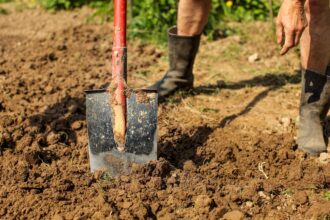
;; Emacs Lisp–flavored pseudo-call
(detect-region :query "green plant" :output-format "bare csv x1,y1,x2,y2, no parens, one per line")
36,0,281,43
88,0,112,23
200,107,219,113
101,171,113,181
38,0,109,10
281,188,294,196
0,7,8,14
324,191,330,201
128,0,177,43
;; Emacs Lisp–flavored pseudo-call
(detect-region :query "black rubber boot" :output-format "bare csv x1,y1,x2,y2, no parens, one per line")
297,68,330,155
149,26,201,101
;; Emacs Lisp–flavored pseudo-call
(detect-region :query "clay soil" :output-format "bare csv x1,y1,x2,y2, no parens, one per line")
1,4,330,220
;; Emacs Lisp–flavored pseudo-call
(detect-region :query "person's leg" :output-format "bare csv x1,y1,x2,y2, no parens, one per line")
297,0,330,155
149,0,211,101
300,0,330,73
178,0,211,36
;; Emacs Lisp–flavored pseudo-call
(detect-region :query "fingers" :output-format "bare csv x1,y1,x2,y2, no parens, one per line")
280,28,295,55
294,29,303,45
276,19,295,55
276,20,284,45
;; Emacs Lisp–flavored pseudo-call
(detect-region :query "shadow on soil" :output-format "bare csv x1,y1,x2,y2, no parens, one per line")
28,96,86,145
28,72,301,169
159,71,301,168
28,83,109,145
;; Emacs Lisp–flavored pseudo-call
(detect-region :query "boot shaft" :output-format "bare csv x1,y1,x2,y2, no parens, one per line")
300,68,330,120
167,27,201,77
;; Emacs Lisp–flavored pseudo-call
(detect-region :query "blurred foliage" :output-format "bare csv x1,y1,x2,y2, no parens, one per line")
91,0,280,43
39,0,82,9
128,0,177,43
3,0,280,42
0,7,8,14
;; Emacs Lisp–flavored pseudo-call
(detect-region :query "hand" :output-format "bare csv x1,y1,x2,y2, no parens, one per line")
276,0,307,55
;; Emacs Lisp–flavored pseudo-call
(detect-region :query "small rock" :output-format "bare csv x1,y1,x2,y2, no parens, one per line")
71,121,82,130
246,201,253,208
248,53,260,63
120,175,130,183
294,191,308,205
0,207,7,216
223,210,244,220
52,214,64,220
280,117,291,128
130,180,141,193
131,202,148,219
292,204,297,211
147,177,163,190
150,202,160,214
94,194,106,207
319,153,330,164
46,132,60,145
121,201,132,209
117,189,125,196
44,85,54,93
209,207,228,219
91,211,104,219
194,195,213,209
183,160,197,172
258,191,268,199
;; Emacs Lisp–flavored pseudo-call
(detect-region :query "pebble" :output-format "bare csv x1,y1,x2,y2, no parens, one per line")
248,53,259,63
121,201,133,209
91,211,104,219
280,117,291,128
246,201,253,208
258,191,267,199
44,85,54,93
223,210,244,220
129,180,141,193
71,121,82,130
52,214,64,220
46,132,60,145
294,191,308,205
183,160,197,172
319,153,330,164
194,195,213,209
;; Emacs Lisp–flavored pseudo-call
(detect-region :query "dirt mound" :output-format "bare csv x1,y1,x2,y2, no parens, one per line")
1,6,330,219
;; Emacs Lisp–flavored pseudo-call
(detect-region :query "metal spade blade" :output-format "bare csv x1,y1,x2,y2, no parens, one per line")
85,89,158,175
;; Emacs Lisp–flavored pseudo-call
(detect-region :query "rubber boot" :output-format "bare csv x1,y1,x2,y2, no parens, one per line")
149,26,201,101
297,68,330,155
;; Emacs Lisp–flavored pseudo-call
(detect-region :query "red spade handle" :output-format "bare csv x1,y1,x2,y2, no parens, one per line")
112,0,127,91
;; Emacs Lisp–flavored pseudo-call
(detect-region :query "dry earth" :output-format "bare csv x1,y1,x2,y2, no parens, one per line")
1,4,330,220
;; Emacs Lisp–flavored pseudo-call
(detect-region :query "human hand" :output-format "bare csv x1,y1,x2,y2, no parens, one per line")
276,0,307,55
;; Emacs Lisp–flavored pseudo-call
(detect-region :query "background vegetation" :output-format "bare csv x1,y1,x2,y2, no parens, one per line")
2,0,280,42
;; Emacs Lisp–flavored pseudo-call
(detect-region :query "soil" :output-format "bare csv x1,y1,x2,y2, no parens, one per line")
1,4,330,220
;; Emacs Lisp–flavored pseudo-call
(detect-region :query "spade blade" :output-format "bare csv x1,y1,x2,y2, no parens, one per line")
85,89,158,176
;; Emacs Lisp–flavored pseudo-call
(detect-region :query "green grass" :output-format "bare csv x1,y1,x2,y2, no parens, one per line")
323,191,330,201
0,7,8,14
223,43,242,60
281,188,294,196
